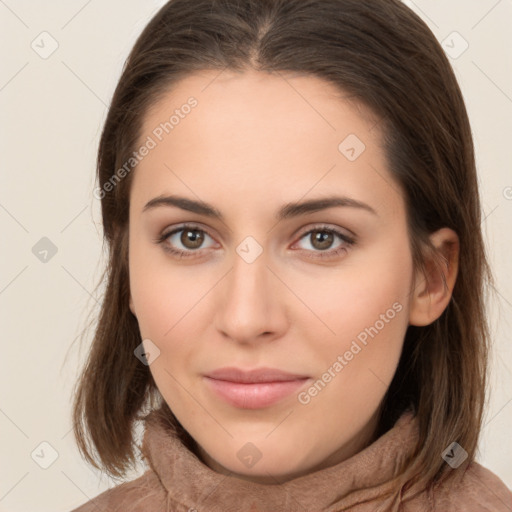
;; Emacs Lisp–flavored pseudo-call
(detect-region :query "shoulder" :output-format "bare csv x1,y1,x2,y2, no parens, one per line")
69,470,171,512
419,461,512,511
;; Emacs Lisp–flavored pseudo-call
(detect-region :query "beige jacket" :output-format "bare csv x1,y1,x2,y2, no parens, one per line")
70,409,512,511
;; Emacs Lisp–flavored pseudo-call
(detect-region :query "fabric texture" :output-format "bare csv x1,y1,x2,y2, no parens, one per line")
70,408,512,511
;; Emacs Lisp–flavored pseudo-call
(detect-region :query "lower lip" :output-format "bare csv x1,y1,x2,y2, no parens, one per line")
204,377,310,409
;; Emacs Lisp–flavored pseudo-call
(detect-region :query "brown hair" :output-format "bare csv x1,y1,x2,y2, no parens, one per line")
71,0,494,502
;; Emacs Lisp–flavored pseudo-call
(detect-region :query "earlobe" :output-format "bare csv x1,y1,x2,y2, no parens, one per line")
408,228,459,326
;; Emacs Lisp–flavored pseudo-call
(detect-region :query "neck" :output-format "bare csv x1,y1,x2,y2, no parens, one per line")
194,406,382,485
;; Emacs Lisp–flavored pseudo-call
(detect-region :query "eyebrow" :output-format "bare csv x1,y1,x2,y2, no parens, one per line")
142,194,378,220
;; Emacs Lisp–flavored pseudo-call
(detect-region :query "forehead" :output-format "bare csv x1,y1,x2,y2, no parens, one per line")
140,69,380,151
131,69,401,219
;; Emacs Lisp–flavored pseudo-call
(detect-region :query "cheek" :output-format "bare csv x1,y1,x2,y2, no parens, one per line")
302,247,412,387
297,284,408,425
309,256,410,338
129,232,198,337
129,252,203,403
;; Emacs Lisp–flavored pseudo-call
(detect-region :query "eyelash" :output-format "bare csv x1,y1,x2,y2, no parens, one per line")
154,223,356,261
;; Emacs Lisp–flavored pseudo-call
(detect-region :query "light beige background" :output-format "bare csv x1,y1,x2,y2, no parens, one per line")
0,1,511,510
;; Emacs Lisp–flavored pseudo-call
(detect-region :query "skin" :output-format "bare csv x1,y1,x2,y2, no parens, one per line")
128,69,459,483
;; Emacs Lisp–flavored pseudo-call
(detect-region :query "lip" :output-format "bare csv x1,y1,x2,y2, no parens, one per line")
203,367,311,409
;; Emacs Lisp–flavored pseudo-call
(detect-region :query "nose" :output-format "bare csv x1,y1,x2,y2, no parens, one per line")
214,247,288,345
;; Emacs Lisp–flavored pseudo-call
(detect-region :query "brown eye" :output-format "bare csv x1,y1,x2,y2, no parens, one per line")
310,230,335,250
180,228,205,249
156,224,217,259
293,225,356,260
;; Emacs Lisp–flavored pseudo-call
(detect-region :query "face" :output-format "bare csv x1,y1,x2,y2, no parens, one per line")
128,69,416,483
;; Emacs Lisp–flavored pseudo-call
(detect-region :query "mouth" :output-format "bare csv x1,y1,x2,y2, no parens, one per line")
203,367,311,409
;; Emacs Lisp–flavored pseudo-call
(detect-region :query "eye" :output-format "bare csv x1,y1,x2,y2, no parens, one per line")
155,223,356,261
155,224,216,258
292,225,355,260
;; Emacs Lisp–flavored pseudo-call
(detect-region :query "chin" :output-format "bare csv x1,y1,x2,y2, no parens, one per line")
209,443,315,483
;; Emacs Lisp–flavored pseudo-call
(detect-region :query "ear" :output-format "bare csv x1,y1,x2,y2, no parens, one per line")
408,228,459,326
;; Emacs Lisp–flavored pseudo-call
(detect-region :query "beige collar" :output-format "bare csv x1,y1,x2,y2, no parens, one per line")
140,407,418,511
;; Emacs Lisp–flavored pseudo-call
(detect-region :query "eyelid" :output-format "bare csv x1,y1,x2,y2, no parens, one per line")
160,222,212,239
289,224,356,258
157,223,218,250
293,223,356,241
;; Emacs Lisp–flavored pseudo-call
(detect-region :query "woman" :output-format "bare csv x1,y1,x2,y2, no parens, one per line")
70,0,512,510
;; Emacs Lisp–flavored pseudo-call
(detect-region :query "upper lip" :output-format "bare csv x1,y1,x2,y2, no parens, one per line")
204,367,309,383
